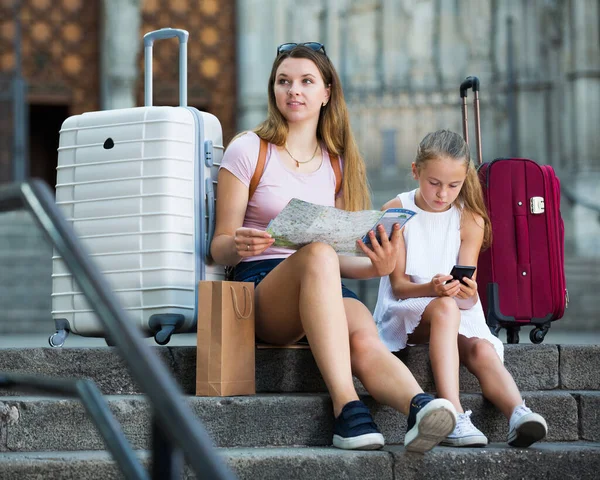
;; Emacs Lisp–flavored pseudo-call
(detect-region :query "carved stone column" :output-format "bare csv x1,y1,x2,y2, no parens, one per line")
407,0,436,89
100,0,142,110
381,0,410,88
236,0,280,130
566,0,600,256
567,0,600,173
344,1,380,90
458,0,493,83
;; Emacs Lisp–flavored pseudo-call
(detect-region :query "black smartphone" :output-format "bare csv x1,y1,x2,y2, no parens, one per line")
448,265,476,286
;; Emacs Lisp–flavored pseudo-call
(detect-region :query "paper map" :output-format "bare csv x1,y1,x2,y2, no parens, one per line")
266,198,416,256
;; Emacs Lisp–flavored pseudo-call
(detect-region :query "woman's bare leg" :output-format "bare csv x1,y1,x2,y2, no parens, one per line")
253,243,358,416
407,297,463,412
458,336,522,418
345,298,422,415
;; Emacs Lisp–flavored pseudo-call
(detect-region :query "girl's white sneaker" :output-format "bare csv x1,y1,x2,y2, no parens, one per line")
441,410,488,447
508,402,548,447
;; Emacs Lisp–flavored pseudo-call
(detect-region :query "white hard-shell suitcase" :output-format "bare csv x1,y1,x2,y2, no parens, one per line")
51,28,224,346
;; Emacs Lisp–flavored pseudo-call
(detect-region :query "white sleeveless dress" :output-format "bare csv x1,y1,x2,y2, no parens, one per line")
373,189,504,362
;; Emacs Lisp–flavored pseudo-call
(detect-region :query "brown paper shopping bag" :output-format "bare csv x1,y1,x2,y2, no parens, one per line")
196,281,255,396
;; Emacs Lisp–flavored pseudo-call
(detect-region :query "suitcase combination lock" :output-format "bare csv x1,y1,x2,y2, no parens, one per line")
530,197,545,214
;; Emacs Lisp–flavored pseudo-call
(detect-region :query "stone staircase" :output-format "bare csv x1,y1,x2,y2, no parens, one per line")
1,344,599,479
0,211,52,335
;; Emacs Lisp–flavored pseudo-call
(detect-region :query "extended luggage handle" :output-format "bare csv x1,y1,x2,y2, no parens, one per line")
460,76,483,165
144,28,189,107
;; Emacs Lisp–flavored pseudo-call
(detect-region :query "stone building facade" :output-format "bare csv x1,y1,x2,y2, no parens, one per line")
237,0,600,258
0,0,598,336
236,0,600,328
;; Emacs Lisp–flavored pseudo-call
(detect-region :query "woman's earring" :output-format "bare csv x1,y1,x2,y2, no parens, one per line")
322,101,327,107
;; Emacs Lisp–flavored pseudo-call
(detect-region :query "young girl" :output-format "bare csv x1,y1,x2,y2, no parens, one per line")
212,45,457,452
374,129,548,448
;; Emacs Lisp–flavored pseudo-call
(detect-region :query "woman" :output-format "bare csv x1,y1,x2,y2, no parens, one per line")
211,42,456,452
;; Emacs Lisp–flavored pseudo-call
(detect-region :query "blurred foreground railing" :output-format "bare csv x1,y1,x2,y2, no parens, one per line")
0,179,236,480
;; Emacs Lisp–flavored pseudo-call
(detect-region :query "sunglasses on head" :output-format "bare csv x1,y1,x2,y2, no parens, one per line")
277,42,327,56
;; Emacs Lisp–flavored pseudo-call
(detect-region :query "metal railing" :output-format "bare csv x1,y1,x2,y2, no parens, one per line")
0,374,148,479
0,179,236,480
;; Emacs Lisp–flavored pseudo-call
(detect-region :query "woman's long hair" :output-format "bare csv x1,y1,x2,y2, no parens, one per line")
415,130,492,249
254,46,371,211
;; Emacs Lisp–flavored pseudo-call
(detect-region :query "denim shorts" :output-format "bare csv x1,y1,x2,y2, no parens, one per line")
232,258,360,301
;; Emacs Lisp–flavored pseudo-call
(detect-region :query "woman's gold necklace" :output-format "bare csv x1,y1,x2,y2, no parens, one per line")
284,142,320,168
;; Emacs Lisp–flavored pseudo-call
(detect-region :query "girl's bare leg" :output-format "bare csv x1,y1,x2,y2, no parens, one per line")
345,298,422,415
458,336,523,418
253,242,358,416
407,297,463,412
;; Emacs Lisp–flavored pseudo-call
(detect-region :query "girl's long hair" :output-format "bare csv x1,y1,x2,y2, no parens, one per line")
253,46,371,211
415,130,492,249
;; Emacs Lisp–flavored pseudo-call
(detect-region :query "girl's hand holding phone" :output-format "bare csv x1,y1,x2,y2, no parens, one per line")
456,276,478,299
431,274,461,297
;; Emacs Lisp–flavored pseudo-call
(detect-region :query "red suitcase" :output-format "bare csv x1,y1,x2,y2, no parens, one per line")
460,76,568,344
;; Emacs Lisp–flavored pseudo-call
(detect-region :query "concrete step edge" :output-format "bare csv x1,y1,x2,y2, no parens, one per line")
1,344,598,395
0,391,587,449
1,443,600,480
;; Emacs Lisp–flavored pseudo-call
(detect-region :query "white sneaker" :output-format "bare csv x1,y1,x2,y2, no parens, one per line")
441,410,488,447
508,402,547,447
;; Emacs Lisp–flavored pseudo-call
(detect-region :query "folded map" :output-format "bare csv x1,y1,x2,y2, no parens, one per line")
265,198,416,256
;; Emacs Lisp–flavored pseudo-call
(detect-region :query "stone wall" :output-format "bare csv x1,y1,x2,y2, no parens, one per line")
1,0,597,335
237,0,600,257
236,0,600,329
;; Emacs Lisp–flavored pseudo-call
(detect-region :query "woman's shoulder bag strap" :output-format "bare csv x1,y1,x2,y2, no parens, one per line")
248,138,268,200
329,153,342,196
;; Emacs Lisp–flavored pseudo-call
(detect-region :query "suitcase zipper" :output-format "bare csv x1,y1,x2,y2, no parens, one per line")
542,165,566,319
542,166,558,318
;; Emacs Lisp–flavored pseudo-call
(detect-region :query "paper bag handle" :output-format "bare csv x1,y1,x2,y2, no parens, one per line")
230,285,253,319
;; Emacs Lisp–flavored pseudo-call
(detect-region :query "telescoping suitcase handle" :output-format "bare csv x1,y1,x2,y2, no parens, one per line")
460,76,483,165
144,28,189,107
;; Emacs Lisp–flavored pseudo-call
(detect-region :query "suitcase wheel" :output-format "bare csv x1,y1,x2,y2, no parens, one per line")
529,327,548,344
149,314,185,346
48,332,66,348
48,318,70,348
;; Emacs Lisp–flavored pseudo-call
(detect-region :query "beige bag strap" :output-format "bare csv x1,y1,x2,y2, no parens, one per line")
329,152,342,196
230,285,253,319
249,138,268,200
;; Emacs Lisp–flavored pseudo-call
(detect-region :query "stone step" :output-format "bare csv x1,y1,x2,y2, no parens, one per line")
1,443,600,480
1,344,598,396
0,311,52,334
0,290,52,310
0,391,590,450
0,235,51,251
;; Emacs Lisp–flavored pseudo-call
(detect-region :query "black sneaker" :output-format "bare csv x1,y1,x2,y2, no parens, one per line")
332,400,385,450
405,393,457,453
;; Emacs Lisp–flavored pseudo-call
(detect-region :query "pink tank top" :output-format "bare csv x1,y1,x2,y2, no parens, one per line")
220,131,343,261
